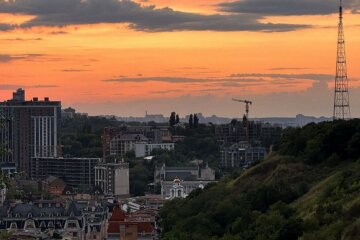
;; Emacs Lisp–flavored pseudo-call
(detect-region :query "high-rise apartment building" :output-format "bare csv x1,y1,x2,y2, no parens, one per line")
0,89,61,174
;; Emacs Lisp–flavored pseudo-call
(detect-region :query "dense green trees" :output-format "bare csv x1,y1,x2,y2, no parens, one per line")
61,115,123,157
160,120,360,240
278,119,360,164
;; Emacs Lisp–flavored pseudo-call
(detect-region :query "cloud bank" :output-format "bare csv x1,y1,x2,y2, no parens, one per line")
218,0,360,16
0,0,308,32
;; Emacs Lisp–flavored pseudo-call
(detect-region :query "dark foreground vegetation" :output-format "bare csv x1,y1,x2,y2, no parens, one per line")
160,119,360,240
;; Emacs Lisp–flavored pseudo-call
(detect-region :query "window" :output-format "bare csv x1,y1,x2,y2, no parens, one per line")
40,221,46,228
48,221,54,228
24,220,36,230
67,221,78,228
10,222,17,230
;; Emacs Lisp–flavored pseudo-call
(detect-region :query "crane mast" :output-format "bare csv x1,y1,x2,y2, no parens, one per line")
232,98,253,143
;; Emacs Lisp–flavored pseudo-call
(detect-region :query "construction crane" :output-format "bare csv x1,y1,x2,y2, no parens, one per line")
232,98,253,143
232,99,253,120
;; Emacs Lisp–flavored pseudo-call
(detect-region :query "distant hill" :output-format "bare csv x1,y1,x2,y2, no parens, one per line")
159,119,360,240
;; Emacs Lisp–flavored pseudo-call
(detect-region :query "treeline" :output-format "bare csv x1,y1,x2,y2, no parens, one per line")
278,119,360,164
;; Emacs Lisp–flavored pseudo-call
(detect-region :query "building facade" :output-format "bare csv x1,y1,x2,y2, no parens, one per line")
161,178,215,200
109,134,148,157
95,162,130,197
0,200,108,240
31,157,101,190
215,120,262,145
134,143,175,157
107,204,156,240
220,142,267,169
154,163,215,185
0,89,61,174
103,126,171,159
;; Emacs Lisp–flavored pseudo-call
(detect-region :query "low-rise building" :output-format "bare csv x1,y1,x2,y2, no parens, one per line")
0,163,17,176
41,176,66,197
62,107,76,119
107,204,156,240
95,161,130,197
134,143,175,157
154,163,215,185
161,178,215,200
109,134,148,157
0,200,109,240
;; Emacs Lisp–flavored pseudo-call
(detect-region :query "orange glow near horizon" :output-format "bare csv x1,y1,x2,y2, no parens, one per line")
1,1,360,117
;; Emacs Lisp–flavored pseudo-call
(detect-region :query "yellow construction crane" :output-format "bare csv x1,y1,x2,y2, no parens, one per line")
232,99,253,120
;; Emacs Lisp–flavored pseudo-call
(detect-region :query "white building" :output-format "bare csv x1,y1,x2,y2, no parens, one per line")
161,178,213,200
95,161,129,197
134,143,175,158
168,178,186,199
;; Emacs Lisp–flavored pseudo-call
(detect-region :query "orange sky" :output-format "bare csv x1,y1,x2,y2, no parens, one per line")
0,0,359,117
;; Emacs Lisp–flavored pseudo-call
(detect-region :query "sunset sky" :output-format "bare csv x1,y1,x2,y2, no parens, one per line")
1,0,360,118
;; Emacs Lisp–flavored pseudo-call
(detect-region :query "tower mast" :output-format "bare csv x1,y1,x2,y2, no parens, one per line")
334,0,351,120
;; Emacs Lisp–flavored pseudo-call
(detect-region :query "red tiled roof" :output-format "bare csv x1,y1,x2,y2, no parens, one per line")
109,206,126,221
137,222,154,233
108,222,153,234
108,222,138,234
108,222,120,234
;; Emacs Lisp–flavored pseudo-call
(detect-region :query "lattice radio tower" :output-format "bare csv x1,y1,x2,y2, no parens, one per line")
334,0,351,120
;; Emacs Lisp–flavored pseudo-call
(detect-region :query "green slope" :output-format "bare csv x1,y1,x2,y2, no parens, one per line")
159,120,360,240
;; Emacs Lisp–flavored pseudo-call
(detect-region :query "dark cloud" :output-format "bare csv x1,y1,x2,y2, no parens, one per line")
0,23,14,31
269,67,319,71
101,74,322,90
0,0,308,32
60,69,91,72
103,76,207,83
0,54,46,62
29,85,58,88
197,88,227,93
151,89,183,94
48,31,68,35
0,84,58,90
102,76,267,84
230,73,334,82
0,38,43,41
218,0,359,16
105,75,329,83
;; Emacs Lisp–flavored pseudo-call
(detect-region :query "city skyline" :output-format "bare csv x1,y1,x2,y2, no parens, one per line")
1,0,360,117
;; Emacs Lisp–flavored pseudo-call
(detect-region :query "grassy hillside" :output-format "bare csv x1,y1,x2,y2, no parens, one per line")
159,120,360,240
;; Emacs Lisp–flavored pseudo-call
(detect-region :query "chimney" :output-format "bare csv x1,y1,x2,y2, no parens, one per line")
33,97,38,102
44,97,49,102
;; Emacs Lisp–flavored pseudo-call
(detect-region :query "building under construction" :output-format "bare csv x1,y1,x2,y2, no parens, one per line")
30,157,101,191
